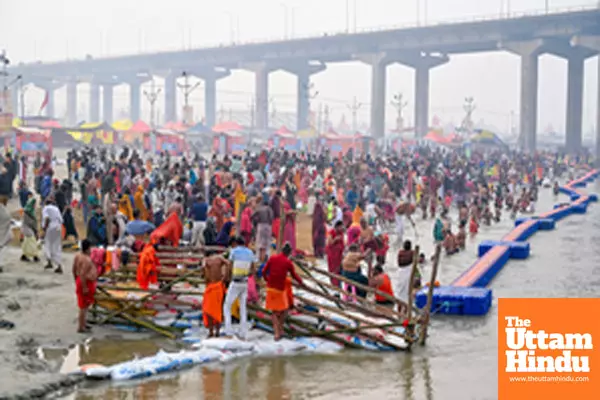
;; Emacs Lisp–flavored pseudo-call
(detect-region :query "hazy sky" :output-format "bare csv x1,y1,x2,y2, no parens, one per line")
1,0,598,134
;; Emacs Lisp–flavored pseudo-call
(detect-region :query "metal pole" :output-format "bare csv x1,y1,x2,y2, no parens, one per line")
280,4,288,38
346,0,349,32
20,81,27,119
353,0,357,32
291,7,296,38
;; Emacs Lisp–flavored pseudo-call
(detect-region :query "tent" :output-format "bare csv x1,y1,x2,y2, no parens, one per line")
112,120,133,131
67,122,118,145
268,128,298,151
162,121,189,132
122,120,151,144
471,129,506,148
424,131,450,145
187,122,213,135
4,126,52,158
213,131,246,155
148,129,188,155
212,121,243,132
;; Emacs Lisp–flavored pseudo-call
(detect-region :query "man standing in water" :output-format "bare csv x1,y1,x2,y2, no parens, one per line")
223,236,256,340
72,239,97,333
202,251,229,337
42,197,63,273
263,243,304,341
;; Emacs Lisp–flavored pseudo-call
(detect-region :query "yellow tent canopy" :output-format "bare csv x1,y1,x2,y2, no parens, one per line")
112,119,133,131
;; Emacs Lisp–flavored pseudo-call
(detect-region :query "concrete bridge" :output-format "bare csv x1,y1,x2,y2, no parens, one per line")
8,7,600,153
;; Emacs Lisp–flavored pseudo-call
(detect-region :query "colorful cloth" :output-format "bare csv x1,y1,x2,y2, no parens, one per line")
202,281,225,327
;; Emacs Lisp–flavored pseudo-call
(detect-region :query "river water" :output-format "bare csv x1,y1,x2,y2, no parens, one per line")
57,181,600,400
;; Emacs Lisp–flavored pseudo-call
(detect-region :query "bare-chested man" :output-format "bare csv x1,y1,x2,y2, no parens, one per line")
202,252,230,337
72,239,97,333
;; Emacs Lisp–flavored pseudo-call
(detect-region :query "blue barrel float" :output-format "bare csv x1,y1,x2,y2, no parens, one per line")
416,169,599,316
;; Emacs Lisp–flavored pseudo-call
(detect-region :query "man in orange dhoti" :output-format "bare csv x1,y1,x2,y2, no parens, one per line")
262,243,304,341
137,243,159,290
202,253,229,337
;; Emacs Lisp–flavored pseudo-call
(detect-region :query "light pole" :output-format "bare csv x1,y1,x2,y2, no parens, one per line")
280,3,289,39
391,92,408,133
177,71,201,125
143,79,161,130
19,79,27,120
345,0,350,33
347,96,362,132
304,82,319,131
225,12,237,43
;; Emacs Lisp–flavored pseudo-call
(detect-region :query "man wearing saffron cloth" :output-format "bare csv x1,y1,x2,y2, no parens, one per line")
202,252,229,337
72,239,97,333
262,243,304,341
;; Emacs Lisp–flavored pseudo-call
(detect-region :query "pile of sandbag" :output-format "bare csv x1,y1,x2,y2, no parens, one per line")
72,336,343,381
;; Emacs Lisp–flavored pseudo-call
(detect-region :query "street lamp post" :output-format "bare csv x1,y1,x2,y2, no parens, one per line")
143,79,161,130
177,71,201,125
280,3,289,39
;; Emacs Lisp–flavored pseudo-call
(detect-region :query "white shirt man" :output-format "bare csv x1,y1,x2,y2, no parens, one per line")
223,238,256,339
42,201,64,273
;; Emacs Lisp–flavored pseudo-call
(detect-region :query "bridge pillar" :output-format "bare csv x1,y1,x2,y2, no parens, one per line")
545,42,596,154
282,62,326,131
66,80,77,126
391,53,449,139
129,81,141,122
565,54,585,154
204,78,216,129
201,69,230,130
371,55,387,139
253,64,270,131
501,39,545,153
356,53,389,138
89,83,100,122
571,36,600,166
123,74,151,123
102,84,116,123
164,73,177,123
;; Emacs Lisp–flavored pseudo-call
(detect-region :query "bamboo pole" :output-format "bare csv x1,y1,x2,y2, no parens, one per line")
293,303,405,351
294,293,410,344
105,273,205,285
156,245,227,253
97,270,202,325
247,304,363,350
97,284,204,297
292,270,404,320
96,287,178,339
419,243,441,346
291,268,409,322
292,260,344,310
94,295,203,308
406,245,420,338
277,201,285,252
295,282,405,329
304,262,418,314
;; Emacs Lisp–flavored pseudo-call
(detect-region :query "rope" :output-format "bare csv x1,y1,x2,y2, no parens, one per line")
430,300,463,315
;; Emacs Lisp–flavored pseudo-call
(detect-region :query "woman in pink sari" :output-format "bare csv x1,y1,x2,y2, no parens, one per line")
283,201,297,252
298,171,311,205
240,198,254,246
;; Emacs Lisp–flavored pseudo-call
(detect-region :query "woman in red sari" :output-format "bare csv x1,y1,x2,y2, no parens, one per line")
312,196,326,258
326,220,345,287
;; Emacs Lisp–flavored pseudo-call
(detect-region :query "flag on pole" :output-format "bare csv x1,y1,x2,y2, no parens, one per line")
39,91,49,114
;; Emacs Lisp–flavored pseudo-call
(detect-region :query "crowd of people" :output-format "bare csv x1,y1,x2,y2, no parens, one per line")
0,143,589,337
